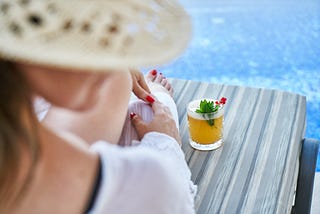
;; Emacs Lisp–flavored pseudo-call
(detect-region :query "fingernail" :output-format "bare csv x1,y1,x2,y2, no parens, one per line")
151,69,157,75
130,112,136,119
159,72,163,75
146,95,155,103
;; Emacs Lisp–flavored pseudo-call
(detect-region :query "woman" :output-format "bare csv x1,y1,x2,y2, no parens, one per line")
0,0,195,213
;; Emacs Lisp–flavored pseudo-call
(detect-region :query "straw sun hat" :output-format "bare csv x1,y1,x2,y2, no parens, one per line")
0,0,191,71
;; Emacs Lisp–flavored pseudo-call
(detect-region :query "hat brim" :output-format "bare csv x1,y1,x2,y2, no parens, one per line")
0,0,192,72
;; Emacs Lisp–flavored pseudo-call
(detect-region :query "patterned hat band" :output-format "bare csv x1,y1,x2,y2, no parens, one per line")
0,0,191,71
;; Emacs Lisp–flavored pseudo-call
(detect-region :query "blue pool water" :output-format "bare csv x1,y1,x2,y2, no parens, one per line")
154,1,320,170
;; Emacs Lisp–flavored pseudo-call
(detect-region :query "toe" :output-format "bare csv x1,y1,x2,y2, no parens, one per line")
154,72,163,83
165,81,172,91
161,78,173,92
169,87,174,96
146,69,157,82
161,78,168,87
165,81,173,93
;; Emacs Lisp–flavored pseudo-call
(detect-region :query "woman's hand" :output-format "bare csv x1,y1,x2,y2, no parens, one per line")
130,69,155,103
130,100,181,146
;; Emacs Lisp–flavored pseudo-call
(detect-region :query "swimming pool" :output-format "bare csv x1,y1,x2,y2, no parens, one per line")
152,0,320,170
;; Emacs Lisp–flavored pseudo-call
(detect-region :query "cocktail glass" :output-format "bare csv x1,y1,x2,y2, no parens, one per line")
187,99,224,151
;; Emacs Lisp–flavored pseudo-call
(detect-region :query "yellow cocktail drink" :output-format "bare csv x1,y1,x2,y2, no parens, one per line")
188,115,223,144
187,99,225,151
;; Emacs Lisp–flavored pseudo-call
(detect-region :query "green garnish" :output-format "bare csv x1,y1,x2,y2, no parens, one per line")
195,100,219,114
195,99,220,126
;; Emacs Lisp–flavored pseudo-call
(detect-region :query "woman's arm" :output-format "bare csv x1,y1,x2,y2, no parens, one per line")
90,141,196,214
43,71,133,145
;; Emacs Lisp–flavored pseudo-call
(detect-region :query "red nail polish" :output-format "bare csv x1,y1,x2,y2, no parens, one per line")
151,69,157,75
146,95,155,103
130,112,136,119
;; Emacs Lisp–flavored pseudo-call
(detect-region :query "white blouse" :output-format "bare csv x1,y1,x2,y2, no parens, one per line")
89,132,197,214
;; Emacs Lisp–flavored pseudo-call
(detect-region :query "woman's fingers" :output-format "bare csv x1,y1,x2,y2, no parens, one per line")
131,101,181,145
130,113,147,139
130,69,154,103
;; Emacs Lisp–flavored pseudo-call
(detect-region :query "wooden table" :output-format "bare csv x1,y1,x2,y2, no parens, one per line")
171,78,318,214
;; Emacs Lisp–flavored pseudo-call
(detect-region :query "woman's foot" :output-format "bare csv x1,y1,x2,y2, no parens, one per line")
145,69,173,97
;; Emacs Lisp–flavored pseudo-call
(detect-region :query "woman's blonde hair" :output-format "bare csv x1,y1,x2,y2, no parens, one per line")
0,60,40,209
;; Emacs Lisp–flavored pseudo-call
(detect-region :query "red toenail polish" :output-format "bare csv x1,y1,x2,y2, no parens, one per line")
146,95,155,103
130,112,136,119
151,69,157,75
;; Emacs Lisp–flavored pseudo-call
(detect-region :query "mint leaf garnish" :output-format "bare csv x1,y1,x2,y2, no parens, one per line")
196,100,218,114
195,99,223,126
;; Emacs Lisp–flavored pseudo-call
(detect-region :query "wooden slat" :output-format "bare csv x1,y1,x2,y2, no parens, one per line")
170,78,306,214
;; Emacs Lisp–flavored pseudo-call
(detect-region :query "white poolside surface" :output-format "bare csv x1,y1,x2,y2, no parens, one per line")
311,172,320,214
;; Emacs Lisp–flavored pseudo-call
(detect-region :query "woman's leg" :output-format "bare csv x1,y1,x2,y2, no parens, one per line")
118,71,179,147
